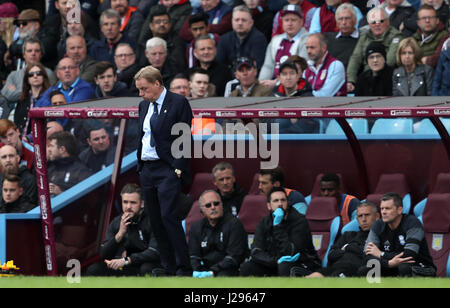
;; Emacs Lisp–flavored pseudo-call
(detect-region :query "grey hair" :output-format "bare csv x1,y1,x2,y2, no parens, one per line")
335,3,357,21
146,37,167,51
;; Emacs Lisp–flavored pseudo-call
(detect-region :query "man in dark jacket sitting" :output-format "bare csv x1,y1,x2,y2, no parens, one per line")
188,189,248,277
47,131,92,196
307,201,379,277
85,183,162,276
240,187,321,277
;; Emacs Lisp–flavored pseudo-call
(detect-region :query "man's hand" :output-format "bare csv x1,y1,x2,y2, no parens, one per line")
49,183,62,196
365,242,382,258
347,82,355,93
259,79,277,89
105,258,126,271
115,212,133,243
272,208,284,226
388,252,415,268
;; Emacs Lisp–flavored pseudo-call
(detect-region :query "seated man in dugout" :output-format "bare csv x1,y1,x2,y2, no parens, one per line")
188,189,248,277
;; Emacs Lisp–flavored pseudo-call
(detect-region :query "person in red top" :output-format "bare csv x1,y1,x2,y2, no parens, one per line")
0,119,34,170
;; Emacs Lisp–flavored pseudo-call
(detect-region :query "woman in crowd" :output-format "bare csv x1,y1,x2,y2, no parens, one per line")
392,37,434,96
15,62,51,137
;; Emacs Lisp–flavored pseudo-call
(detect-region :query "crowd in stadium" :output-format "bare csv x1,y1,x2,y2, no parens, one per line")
0,0,447,276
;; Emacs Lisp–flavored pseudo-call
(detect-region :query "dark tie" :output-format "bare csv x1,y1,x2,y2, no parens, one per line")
150,102,158,147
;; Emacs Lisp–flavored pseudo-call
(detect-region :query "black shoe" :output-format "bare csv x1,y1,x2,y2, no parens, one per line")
151,268,172,277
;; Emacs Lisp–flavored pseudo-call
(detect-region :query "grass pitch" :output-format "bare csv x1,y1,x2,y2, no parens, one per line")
0,276,449,288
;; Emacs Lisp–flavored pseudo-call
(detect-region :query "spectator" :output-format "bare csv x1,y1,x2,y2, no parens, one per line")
393,37,434,96
110,0,145,42
272,0,315,37
378,0,415,31
273,60,318,134
355,41,393,96
324,3,359,69
242,0,274,42
273,59,312,97
240,187,321,277
47,131,92,196
346,7,404,93
0,144,37,205
403,0,449,37
212,162,247,217
361,192,436,277
47,0,99,21
307,201,380,278
169,73,191,97
35,57,94,107
185,12,220,69
258,4,309,86
56,17,97,60
216,5,268,71
136,5,186,69
319,173,360,226
114,43,139,95
179,0,233,42
0,2,18,82
140,0,192,40
79,125,116,173
0,173,35,213
93,61,132,98
309,0,363,34
432,38,450,95
189,189,248,277
41,0,99,69
89,9,136,63
1,36,56,109
7,9,41,70
65,35,97,85
412,4,449,68
14,62,51,138
304,33,346,96
0,119,34,170
85,183,162,276
229,56,272,97
258,166,307,214
144,37,179,86
189,35,232,96
189,67,215,98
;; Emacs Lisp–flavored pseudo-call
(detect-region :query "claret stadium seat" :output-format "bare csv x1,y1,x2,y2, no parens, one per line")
248,173,261,195
188,172,215,202
414,173,450,217
420,193,450,277
305,197,341,267
237,194,269,248
364,173,411,214
183,201,204,239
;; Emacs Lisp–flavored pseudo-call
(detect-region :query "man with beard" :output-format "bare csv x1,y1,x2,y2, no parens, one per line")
85,183,162,276
240,187,321,277
0,145,37,205
0,174,35,213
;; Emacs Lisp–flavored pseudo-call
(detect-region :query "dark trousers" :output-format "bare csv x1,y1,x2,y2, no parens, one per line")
85,261,160,276
240,260,313,277
140,160,191,275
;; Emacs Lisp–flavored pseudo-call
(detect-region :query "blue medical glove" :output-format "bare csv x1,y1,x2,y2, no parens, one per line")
273,208,284,226
277,252,301,264
193,271,202,278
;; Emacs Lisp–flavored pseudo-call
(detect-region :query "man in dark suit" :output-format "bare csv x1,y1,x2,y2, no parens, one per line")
135,65,193,276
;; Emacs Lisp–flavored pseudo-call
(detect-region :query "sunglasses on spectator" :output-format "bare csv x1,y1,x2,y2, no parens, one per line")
14,19,39,27
369,19,386,25
28,71,43,77
203,201,221,208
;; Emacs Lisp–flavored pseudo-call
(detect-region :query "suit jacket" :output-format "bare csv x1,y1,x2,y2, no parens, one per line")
137,90,193,184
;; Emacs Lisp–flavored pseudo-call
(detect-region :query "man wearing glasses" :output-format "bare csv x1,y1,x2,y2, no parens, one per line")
188,190,248,277
346,7,404,93
35,57,94,107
